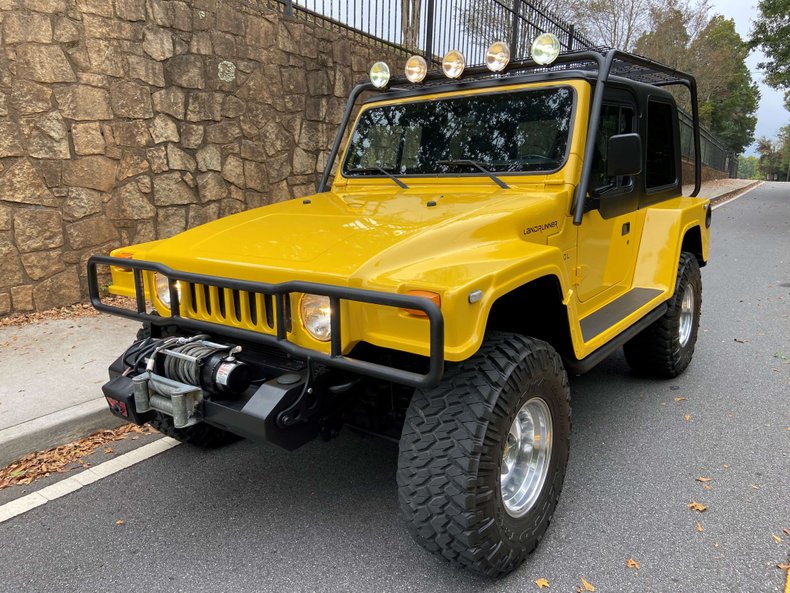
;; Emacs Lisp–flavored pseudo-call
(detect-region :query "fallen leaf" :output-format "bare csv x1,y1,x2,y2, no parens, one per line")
696,477,712,483
689,501,707,512
772,534,781,544
703,484,712,491
696,521,704,532
782,528,790,537
751,484,760,490
674,396,688,402
580,577,596,591
115,519,125,526
733,338,750,343
535,578,550,589
104,448,113,454
723,464,729,469
777,563,789,571
626,558,640,570
684,414,692,422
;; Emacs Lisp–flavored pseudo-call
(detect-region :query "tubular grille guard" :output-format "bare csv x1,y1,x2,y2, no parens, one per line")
87,255,444,388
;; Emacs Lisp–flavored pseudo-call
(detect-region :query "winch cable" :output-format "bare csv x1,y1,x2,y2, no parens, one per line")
162,342,224,386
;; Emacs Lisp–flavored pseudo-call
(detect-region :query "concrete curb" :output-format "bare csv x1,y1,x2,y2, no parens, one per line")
709,180,762,207
0,399,124,468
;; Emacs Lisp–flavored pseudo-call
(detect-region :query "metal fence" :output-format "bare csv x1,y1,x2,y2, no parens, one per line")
266,0,733,175
269,0,594,64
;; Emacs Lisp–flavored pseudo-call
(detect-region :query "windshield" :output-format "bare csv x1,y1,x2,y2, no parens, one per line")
342,87,574,177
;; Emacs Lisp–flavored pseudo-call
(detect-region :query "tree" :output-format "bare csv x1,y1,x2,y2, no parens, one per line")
749,0,790,91
575,0,656,51
401,0,422,50
737,155,760,179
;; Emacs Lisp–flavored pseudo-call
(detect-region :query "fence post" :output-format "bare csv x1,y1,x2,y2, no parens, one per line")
566,24,575,50
283,0,293,17
424,0,435,62
510,1,521,56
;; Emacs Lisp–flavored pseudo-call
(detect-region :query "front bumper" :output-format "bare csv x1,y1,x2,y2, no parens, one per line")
87,255,444,388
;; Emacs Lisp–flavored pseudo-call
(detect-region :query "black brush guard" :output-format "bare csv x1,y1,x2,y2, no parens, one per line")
87,255,444,388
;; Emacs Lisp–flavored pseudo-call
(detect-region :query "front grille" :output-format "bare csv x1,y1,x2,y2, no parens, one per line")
182,282,286,334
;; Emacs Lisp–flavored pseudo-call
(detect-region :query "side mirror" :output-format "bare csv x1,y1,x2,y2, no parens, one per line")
606,133,642,177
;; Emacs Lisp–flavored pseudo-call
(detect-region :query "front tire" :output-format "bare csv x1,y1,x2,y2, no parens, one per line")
397,333,571,576
624,252,702,378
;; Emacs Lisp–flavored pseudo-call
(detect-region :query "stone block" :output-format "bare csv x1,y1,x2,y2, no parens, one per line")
72,122,106,155
62,156,118,191
222,95,245,118
107,181,155,219
245,14,274,48
156,207,187,238
0,235,25,288
190,31,212,55
16,44,76,83
117,151,150,180
54,85,113,120
293,146,315,176
86,39,126,77
3,12,53,44
166,144,195,171
196,171,227,202
112,120,151,147
35,159,62,188
267,153,291,183
14,209,63,252
217,3,244,35
0,122,24,158
0,159,57,206
210,31,235,57
147,145,168,173
196,144,221,172
25,111,70,159
128,54,165,87
0,205,10,230
10,285,34,311
66,217,119,249
53,16,80,43
33,268,81,311
136,175,151,193
166,55,205,89
152,87,185,119
63,187,104,220
281,68,307,94
153,172,196,205
243,160,266,192
205,121,241,144
21,249,65,280
187,202,219,228
24,0,67,11
180,122,203,149
78,0,114,16
142,25,173,61
110,81,153,118
186,91,222,122
83,14,142,40
171,1,191,31
10,81,53,114
115,0,146,21
222,154,244,187
219,199,244,217
149,113,179,144
0,292,10,314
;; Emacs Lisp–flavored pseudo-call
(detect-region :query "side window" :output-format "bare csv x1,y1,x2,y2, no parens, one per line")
590,104,634,190
646,100,676,188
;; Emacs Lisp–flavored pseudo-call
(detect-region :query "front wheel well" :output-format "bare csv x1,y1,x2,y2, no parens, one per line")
681,225,705,267
485,276,573,359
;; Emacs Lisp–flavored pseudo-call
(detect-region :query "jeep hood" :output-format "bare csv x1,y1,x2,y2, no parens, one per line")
138,186,563,287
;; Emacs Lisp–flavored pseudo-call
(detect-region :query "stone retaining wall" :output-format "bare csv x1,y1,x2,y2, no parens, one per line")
0,0,404,315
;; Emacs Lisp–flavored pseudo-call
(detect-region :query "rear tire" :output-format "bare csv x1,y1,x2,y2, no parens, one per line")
149,412,241,449
397,332,571,576
624,252,702,378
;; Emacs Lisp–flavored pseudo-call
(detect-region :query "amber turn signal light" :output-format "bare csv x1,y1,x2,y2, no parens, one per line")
402,290,441,317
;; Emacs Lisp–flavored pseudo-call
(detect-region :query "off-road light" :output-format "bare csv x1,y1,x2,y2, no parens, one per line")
300,293,332,342
404,55,428,83
369,61,391,89
442,50,465,79
154,273,180,308
485,41,510,72
531,33,561,65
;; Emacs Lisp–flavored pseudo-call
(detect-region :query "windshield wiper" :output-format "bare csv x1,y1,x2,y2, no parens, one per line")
436,159,510,189
346,164,409,189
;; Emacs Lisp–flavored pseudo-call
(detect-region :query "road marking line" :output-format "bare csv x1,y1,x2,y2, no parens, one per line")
0,437,181,525
711,181,764,210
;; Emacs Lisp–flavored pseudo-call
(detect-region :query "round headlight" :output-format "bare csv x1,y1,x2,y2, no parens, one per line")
531,33,561,65
442,50,465,79
369,61,391,89
404,55,428,83
154,273,180,308
485,41,510,72
299,294,332,342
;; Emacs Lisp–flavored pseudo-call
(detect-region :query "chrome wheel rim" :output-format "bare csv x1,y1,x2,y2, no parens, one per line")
500,397,553,518
678,284,694,347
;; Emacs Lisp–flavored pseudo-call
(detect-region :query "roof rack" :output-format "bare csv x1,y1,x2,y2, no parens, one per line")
318,48,701,222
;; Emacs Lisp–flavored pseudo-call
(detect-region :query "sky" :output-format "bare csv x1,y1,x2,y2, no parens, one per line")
708,0,786,154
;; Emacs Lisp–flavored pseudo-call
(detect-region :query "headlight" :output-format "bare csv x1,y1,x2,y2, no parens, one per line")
154,273,180,308
531,33,561,65
299,294,332,342
369,61,391,89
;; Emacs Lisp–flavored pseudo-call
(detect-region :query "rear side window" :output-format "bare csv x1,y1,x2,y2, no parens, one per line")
590,103,634,190
646,101,676,188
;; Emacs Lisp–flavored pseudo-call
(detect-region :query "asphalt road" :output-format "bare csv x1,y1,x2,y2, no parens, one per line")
1,183,788,593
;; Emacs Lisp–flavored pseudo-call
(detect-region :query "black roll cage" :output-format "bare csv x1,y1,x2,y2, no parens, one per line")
317,48,702,226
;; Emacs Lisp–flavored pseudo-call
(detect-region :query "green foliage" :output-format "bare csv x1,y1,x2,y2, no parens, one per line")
737,155,760,179
635,12,759,154
749,0,790,91
755,126,790,179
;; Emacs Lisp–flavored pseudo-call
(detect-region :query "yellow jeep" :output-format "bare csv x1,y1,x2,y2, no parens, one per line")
89,43,710,576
